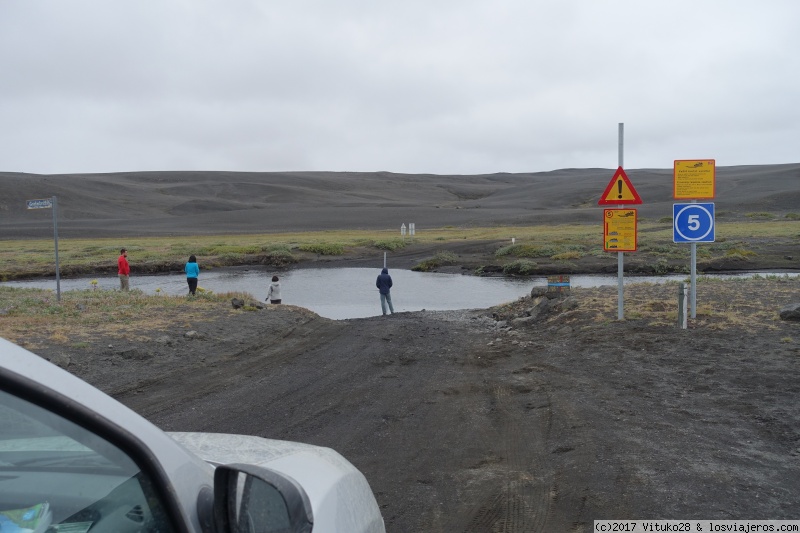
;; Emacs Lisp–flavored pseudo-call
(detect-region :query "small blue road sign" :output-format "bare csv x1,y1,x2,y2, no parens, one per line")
673,203,715,243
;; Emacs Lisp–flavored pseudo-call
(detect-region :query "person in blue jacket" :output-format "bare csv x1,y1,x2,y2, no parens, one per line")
375,267,394,315
185,255,199,296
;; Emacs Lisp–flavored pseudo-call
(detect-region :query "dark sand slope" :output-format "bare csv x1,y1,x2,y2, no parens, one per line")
2,164,799,239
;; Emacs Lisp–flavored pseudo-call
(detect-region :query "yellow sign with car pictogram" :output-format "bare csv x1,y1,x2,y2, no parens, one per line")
603,208,637,252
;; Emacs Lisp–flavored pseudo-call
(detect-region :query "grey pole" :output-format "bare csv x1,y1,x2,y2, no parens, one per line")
53,196,61,302
690,242,697,318
690,198,697,318
617,123,624,320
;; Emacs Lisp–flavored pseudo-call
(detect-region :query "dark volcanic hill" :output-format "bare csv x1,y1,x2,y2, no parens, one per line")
1,165,798,239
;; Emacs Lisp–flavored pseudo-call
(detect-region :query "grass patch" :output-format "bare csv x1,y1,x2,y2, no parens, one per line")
502,260,538,275
297,242,345,255
372,239,407,251
563,277,799,331
495,244,559,258
551,251,582,261
412,252,459,272
725,248,757,259
0,286,255,349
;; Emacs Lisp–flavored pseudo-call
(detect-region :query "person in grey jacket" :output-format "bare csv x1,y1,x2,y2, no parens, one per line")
266,275,282,304
375,267,394,315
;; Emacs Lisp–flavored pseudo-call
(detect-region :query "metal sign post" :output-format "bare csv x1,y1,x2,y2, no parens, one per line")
617,124,624,320
597,124,643,320
26,196,61,302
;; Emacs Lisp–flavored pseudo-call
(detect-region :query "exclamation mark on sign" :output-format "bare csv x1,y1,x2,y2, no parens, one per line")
617,180,623,199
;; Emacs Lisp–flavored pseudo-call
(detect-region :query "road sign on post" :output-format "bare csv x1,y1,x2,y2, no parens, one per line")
674,160,715,200
674,201,715,320
26,196,61,302
603,209,637,252
26,198,54,209
673,203,715,243
598,167,642,205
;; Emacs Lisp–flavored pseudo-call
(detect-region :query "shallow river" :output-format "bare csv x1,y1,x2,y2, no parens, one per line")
3,268,797,320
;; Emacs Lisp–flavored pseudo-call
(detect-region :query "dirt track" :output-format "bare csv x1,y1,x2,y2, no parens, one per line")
35,280,800,532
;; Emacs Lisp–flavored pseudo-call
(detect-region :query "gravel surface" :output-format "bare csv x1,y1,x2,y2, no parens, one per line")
28,279,800,532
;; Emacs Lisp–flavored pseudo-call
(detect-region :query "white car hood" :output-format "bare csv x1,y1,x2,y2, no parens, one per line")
168,432,385,533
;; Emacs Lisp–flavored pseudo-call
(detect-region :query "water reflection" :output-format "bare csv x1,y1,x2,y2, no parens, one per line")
3,268,797,320
3,268,533,320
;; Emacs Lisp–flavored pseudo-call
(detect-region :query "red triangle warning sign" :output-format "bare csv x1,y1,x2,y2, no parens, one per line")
598,167,642,205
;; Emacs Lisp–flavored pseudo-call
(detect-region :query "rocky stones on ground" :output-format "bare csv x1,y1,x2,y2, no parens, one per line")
117,347,153,360
530,286,548,298
512,315,538,326
779,303,800,321
525,297,550,318
155,335,173,345
48,353,70,368
495,287,577,330
231,297,266,310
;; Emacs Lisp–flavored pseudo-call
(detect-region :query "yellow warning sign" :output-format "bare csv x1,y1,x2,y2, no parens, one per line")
674,159,715,199
598,167,642,205
603,209,637,252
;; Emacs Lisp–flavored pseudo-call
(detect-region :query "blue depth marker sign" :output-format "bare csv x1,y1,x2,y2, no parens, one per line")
673,203,715,243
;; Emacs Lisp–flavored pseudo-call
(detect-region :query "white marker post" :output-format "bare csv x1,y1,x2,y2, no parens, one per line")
26,196,61,302
401,223,407,241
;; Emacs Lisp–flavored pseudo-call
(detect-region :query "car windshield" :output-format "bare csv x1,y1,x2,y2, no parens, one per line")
0,389,175,532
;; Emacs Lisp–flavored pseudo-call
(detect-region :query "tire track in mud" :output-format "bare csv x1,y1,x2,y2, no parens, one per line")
114,317,343,419
458,382,555,533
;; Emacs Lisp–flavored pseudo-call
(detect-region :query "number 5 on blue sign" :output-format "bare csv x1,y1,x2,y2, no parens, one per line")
673,203,715,243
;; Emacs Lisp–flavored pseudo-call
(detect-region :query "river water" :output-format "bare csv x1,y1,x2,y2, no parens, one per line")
2,268,797,320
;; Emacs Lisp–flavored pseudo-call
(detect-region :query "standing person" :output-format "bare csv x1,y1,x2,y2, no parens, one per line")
185,255,199,296
118,248,130,291
266,275,282,304
376,267,394,315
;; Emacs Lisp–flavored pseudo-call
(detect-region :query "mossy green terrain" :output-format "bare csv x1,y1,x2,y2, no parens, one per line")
0,219,798,280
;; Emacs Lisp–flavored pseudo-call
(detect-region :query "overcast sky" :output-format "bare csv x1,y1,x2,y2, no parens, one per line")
2,1,799,175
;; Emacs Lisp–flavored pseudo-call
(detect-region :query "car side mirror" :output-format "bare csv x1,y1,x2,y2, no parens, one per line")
214,463,313,533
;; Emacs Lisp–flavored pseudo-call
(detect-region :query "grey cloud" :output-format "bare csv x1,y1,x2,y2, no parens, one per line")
1,0,800,174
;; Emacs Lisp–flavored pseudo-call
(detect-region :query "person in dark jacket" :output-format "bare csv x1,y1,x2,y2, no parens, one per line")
375,267,394,315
